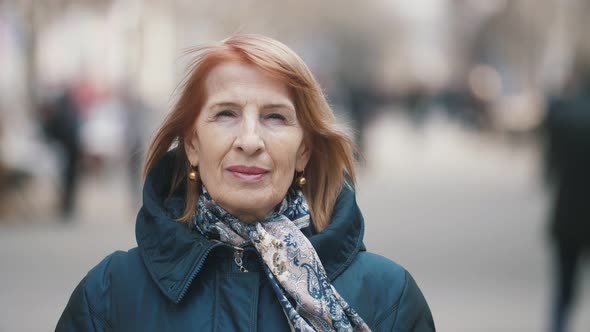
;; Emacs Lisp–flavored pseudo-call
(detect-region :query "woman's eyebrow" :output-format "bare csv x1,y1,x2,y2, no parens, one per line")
208,102,242,109
263,103,295,112
207,101,294,112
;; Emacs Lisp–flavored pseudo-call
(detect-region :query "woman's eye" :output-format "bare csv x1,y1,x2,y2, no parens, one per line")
216,110,236,118
266,113,286,121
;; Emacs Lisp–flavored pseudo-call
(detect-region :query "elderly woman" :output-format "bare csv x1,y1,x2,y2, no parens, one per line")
57,35,434,332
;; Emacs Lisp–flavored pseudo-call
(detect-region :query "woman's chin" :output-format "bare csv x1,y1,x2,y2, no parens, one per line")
208,181,290,221
218,196,278,222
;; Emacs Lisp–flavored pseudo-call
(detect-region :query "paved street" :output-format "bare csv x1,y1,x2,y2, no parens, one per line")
1,113,589,331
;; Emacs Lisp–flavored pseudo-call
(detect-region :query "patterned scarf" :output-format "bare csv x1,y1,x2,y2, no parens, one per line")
193,186,371,332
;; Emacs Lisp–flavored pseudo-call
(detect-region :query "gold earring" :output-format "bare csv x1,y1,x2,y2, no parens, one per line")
188,165,199,182
296,170,307,187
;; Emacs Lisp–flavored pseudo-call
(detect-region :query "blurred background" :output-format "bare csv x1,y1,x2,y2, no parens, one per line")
1,0,590,331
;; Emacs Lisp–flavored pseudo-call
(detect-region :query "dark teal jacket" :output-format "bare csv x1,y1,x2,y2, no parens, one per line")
56,153,435,331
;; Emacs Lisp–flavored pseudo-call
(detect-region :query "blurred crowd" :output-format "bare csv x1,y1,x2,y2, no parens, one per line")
2,0,586,214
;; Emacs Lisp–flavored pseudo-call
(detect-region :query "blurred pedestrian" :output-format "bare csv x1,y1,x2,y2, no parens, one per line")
38,87,82,218
544,55,590,332
119,86,150,206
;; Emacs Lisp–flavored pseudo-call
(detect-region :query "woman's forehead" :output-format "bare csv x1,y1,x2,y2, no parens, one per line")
203,62,294,108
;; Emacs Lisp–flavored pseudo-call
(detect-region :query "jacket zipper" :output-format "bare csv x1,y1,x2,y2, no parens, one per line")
233,246,249,272
177,243,255,302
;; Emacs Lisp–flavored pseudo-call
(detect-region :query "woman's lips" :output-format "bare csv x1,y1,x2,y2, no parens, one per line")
226,165,269,181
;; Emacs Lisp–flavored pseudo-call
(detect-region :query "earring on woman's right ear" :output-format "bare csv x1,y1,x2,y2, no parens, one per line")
188,165,199,182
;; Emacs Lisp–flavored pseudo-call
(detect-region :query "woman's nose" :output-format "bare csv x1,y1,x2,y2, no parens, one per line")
234,115,264,154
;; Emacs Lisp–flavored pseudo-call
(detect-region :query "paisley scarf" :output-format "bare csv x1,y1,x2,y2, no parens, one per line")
193,186,371,332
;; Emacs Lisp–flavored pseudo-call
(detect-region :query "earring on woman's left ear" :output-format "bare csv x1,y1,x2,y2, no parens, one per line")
188,165,199,182
296,169,307,187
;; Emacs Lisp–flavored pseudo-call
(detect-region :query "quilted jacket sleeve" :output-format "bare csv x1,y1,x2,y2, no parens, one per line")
374,271,435,332
56,255,115,331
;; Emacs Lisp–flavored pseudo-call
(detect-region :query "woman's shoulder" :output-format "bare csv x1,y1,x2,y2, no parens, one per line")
78,248,141,292
83,248,147,291
86,247,141,275
350,251,407,278
335,251,409,300
75,247,154,309
57,248,145,330
334,251,435,331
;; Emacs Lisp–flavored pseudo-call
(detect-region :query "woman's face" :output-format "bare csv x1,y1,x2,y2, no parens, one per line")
185,62,310,222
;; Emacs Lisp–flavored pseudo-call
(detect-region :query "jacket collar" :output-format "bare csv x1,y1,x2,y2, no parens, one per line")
136,151,366,303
